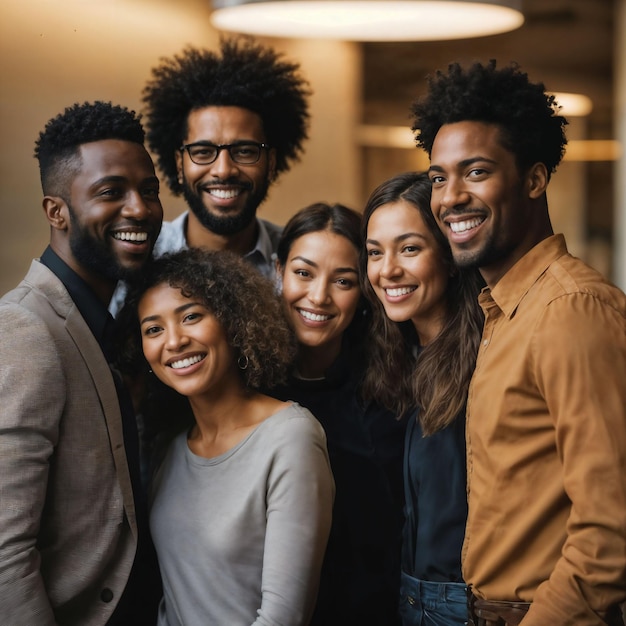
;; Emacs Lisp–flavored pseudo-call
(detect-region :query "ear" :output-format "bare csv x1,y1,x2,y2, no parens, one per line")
175,149,184,185
268,148,277,182
526,162,549,200
42,196,69,231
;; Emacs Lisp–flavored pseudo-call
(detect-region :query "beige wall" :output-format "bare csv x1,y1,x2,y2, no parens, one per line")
0,0,361,294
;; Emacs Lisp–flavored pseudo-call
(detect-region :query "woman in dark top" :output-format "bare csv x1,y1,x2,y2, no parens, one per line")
270,202,405,626
361,172,484,625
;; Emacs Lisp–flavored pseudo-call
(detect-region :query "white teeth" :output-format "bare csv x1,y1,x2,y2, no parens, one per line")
169,354,204,369
449,218,483,233
385,287,416,297
299,310,331,322
208,188,240,199
113,231,148,242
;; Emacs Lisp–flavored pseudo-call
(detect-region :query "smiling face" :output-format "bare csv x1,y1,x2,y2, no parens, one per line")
366,200,450,345
279,230,361,359
57,139,162,285
139,283,240,400
428,120,540,286
176,106,276,237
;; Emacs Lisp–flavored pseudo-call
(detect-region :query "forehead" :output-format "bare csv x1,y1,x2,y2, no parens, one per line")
368,200,432,239
430,120,512,166
74,139,155,184
185,106,266,143
288,230,359,264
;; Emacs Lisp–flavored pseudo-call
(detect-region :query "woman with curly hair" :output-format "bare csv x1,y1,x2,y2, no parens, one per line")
122,247,334,626
361,172,484,626
270,202,405,626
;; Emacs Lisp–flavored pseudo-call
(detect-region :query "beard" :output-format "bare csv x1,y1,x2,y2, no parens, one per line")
67,204,144,283
182,177,270,237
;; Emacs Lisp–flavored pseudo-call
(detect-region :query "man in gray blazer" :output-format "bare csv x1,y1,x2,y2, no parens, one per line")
0,101,163,624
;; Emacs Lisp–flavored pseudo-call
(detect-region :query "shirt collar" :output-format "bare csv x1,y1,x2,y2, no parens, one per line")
39,246,111,348
245,218,274,266
488,234,569,318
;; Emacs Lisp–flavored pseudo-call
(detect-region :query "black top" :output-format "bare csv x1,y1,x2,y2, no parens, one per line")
270,336,406,626
402,409,467,582
40,247,161,625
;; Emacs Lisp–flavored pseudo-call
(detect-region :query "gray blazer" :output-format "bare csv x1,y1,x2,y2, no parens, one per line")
0,260,137,625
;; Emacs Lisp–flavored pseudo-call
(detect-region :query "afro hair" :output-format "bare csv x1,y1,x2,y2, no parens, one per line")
142,37,311,195
411,60,568,177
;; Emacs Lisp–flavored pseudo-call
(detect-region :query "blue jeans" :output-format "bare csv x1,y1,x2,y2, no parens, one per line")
399,571,468,626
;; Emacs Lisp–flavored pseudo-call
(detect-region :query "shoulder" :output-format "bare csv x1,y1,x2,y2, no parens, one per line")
258,218,284,250
260,403,328,448
154,211,189,256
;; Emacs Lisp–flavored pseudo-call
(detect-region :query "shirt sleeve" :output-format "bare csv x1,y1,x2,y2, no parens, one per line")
253,409,335,626
0,304,65,624
521,292,626,625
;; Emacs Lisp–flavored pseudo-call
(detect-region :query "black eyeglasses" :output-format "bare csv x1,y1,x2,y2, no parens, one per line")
179,141,270,166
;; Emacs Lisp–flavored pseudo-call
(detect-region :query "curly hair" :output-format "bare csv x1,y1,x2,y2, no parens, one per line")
360,172,484,434
142,37,311,195
411,60,568,178
34,101,144,197
120,247,297,393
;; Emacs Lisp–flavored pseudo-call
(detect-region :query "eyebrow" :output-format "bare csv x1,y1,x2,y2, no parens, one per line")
91,174,160,187
140,301,200,325
366,232,429,246
290,255,358,275
428,156,497,173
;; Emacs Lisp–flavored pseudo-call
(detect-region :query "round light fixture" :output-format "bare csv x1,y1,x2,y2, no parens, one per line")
210,0,524,41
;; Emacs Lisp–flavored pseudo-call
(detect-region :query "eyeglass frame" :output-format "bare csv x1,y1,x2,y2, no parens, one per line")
179,141,271,166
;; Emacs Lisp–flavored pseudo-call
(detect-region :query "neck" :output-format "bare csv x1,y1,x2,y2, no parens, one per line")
296,337,343,379
186,212,259,256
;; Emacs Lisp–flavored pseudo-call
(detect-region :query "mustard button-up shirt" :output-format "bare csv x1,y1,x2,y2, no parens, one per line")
463,235,626,625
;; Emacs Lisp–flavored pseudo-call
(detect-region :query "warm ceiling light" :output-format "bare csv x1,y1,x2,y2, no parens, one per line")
551,92,593,117
210,0,524,41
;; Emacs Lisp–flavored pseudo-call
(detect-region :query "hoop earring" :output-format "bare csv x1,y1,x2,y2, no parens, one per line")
237,355,249,370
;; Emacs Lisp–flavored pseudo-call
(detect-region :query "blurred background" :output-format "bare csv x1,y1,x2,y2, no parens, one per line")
1,0,624,294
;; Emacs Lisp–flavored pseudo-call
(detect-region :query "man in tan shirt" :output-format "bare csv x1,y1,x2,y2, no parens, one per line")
411,61,626,625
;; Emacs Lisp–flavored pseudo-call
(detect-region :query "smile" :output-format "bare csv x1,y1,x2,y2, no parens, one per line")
205,188,241,199
449,217,484,233
298,309,332,322
168,354,206,369
113,231,148,242
385,286,416,297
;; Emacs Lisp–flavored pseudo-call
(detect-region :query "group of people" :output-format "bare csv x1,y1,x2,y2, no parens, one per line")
1,35,625,626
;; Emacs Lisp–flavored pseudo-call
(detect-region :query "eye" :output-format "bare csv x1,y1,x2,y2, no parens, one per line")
366,248,382,258
336,277,356,289
183,312,202,324
142,186,160,200
98,187,123,198
402,245,421,254
468,167,488,178
143,325,162,337
430,174,445,185
294,269,311,279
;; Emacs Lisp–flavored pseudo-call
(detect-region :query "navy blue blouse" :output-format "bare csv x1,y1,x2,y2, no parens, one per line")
402,410,467,582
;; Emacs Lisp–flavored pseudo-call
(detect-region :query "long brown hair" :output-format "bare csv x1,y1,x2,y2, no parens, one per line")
360,171,484,435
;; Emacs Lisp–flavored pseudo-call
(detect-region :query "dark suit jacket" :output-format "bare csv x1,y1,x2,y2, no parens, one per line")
0,260,137,625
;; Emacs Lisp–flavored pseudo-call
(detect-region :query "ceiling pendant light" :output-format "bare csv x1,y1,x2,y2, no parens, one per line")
210,0,524,42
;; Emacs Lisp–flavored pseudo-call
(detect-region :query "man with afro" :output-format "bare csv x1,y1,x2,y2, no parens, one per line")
110,37,310,316
412,60,626,626
0,101,163,624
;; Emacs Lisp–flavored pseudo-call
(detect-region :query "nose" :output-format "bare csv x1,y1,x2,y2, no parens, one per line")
164,324,189,352
308,279,331,306
380,253,401,280
122,190,153,221
439,176,470,210
209,148,240,179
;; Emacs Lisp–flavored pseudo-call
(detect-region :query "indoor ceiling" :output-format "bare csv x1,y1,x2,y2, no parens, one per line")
362,0,615,138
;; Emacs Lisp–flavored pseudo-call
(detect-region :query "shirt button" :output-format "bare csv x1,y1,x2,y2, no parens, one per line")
100,588,114,603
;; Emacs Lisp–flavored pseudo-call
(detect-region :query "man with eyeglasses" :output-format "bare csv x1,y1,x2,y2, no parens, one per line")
109,37,310,315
